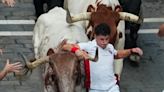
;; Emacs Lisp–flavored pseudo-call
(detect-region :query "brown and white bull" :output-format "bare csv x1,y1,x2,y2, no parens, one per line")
25,1,141,92
64,0,142,80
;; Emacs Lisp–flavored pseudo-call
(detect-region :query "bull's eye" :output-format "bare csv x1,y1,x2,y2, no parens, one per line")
119,32,123,38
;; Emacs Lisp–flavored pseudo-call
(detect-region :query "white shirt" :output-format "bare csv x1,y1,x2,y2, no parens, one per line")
78,39,118,90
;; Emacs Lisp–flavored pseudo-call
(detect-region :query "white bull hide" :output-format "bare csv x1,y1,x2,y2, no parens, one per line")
33,7,88,59
64,0,125,76
64,0,120,13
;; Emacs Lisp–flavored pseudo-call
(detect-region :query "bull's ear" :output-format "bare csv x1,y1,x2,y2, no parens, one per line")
115,5,122,12
47,48,55,56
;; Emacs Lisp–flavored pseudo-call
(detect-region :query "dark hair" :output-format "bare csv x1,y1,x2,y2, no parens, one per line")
94,23,111,36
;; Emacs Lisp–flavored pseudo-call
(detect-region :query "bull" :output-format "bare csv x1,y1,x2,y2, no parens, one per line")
19,1,141,92
64,0,142,80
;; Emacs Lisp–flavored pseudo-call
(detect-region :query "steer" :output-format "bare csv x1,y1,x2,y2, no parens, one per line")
22,40,98,92
30,7,96,92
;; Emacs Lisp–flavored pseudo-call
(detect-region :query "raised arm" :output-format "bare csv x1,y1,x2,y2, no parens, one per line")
62,43,90,60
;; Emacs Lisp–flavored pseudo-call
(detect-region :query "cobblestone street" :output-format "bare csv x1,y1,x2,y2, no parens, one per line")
0,0,164,92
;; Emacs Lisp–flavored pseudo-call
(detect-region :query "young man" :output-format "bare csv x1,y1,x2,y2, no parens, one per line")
1,0,15,7
62,23,143,92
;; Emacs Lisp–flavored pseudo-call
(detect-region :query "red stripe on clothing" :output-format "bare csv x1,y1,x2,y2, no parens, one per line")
84,59,90,91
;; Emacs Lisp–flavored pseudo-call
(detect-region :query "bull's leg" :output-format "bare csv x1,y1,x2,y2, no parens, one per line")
114,21,125,83
46,0,64,11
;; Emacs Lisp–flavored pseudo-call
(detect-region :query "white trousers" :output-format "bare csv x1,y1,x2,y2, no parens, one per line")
89,85,120,92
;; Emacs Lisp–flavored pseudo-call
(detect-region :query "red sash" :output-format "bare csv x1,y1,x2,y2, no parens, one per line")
84,59,90,92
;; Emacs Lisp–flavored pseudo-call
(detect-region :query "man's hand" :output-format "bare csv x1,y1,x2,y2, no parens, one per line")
131,47,143,56
3,59,23,74
2,0,15,7
75,50,90,60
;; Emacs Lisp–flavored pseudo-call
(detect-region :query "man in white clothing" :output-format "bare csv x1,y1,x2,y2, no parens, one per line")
62,23,143,92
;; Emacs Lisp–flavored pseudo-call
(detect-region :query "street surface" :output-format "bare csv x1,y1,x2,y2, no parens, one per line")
0,0,164,92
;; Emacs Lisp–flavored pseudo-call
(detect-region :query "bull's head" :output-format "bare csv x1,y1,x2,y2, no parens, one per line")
66,5,143,24
18,44,98,92
66,4,143,44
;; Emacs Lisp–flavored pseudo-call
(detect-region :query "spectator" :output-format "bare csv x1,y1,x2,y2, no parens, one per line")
0,59,22,80
0,49,22,80
1,0,15,7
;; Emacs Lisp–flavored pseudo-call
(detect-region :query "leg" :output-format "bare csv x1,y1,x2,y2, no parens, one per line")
119,0,142,48
46,0,64,10
33,0,45,18
129,23,140,48
114,20,125,82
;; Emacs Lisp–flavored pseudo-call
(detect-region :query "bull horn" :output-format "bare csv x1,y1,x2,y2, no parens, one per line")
119,12,143,24
88,47,98,62
26,56,50,69
66,9,91,23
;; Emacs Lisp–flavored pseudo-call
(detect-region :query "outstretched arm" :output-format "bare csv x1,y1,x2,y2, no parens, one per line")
115,47,143,59
0,59,22,80
1,0,15,7
62,43,89,60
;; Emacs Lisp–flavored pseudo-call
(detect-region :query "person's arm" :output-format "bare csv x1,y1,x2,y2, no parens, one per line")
1,0,15,7
115,47,143,59
0,59,22,80
62,43,89,60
